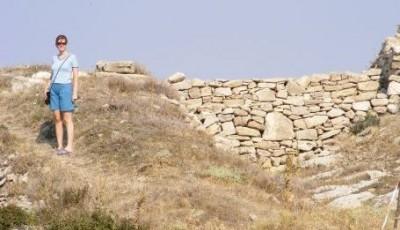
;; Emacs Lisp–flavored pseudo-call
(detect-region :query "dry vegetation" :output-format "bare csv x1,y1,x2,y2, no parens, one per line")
0,64,50,77
0,67,389,229
336,114,400,194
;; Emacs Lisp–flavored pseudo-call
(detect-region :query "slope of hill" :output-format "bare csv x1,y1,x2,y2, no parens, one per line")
0,66,392,229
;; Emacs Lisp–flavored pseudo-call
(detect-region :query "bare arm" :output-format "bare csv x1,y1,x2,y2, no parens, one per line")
72,67,79,100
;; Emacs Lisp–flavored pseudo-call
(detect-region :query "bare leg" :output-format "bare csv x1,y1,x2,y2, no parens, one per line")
53,111,63,149
63,112,74,152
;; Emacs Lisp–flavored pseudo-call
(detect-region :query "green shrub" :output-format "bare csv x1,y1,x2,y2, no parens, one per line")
0,125,16,155
350,113,380,134
0,205,32,230
46,209,146,230
61,186,89,208
203,166,243,183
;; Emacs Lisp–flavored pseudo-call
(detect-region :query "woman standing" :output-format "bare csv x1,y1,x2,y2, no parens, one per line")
45,34,79,155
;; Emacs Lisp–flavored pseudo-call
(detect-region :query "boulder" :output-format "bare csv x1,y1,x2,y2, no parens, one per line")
223,80,243,88
97,60,137,74
254,88,275,102
31,71,51,79
167,72,186,83
297,141,317,151
263,112,295,140
353,91,377,101
236,127,261,137
284,96,305,106
331,88,357,98
357,81,379,91
364,68,382,76
200,87,212,96
215,87,232,96
287,80,305,96
328,192,375,209
188,87,201,99
191,78,205,87
371,98,389,106
319,129,341,140
304,116,328,128
172,80,192,90
296,129,318,140
327,108,345,118
389,75,400,82
255,141,280,150
221,122,236,135
388,81,400,95
388,104,399,113
352,101,371,111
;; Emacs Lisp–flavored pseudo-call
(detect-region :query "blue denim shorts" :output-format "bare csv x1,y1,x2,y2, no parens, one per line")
49,83,74,112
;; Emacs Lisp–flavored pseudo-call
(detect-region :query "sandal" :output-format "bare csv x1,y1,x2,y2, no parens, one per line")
56,148,69,156
55,148,64,155
63,149,73,155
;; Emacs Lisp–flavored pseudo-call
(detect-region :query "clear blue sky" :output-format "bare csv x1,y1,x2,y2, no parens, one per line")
1,0,399,79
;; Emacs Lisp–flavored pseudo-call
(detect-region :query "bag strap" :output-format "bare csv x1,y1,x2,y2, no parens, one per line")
49,54,70,88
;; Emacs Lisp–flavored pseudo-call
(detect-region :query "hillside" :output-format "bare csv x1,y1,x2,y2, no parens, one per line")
1,65,397,229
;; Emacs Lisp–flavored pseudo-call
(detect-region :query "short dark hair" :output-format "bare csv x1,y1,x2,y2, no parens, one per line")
55,34,68,45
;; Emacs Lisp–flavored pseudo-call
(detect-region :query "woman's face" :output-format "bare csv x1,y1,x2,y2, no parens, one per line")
56,38,67,52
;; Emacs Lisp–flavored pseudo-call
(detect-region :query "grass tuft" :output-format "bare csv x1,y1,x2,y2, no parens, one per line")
46,209,146,230
0,205,33,230
350,112,380,134
202,166,243,183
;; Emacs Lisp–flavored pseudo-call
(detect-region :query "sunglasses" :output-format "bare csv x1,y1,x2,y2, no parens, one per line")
57,42,67,45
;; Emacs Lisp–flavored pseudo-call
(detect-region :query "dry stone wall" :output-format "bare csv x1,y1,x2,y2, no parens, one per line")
167,29,400,172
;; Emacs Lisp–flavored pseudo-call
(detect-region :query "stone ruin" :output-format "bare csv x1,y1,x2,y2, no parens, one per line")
167,27,400,172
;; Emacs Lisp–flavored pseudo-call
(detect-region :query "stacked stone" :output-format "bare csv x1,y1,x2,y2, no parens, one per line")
385,31,400,113
372,27,400,113
0,158,11,207
95,60,150,79
387,73,400,114
167,69,397,172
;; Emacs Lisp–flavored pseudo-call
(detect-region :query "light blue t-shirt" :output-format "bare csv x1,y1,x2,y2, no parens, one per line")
51,54,79,84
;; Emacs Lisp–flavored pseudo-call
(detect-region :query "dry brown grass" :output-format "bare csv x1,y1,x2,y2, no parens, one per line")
0,71,390,229
0,76,12,91
0,65,50,77
0,125,16,155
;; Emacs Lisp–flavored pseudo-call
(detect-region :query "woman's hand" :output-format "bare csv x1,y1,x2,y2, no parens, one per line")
44,87,50,97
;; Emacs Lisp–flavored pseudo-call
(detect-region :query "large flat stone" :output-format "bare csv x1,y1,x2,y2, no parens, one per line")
167,72,186,83
388,81,400,95
328,192,375,209
254,88,275,101
215,87,232,96
263,112,295,140
296,129,318,140
357,81,379,91
352,101,371,111
304,116,328,128
236,127,261,137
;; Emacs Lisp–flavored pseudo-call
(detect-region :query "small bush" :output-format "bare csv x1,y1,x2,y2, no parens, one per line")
350,113,380,134
0,76,12,90
202,166,243,183
61,185,89,208
0,205,32,230
0,125,16,155
47,209,146,230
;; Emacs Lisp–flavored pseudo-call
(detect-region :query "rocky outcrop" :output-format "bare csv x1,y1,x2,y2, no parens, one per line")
95,60,151,80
